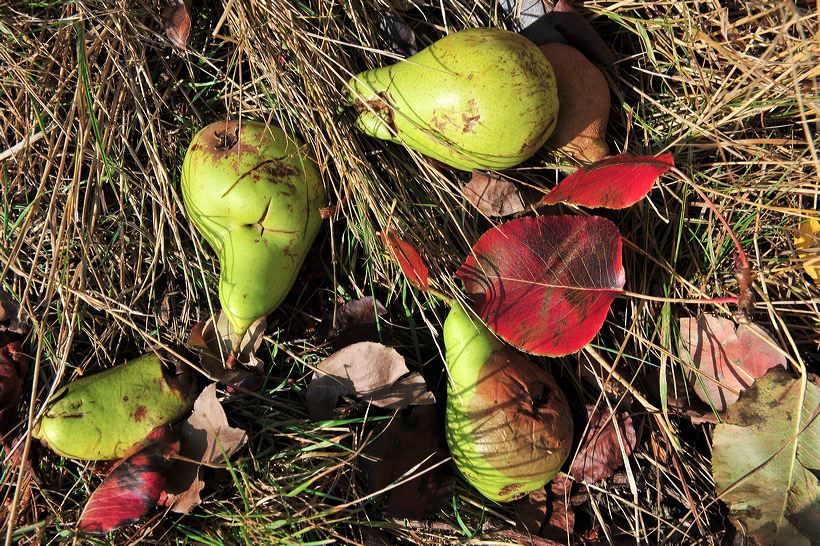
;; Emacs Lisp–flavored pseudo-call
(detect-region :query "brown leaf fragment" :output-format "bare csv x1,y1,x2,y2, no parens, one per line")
359,405,453,518
515,475,575,542
187,311,266,374
463,172,525,217
318,296,389,348
570,404,637,483
161,0,191,51
678,314,787,412
161,384,247,514
0,341,28,432
305,342,435,420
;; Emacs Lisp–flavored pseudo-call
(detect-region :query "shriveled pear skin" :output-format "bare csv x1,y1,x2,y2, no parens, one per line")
348,28,559,171
32,353,195,460
444,303,573,502
181,120,325,335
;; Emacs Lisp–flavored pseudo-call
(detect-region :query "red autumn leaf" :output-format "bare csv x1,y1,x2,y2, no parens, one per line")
678,314,787,412
541,153,674,209
381,229,429,290
570,405,637,483
79,426,180,534
457,215,625,356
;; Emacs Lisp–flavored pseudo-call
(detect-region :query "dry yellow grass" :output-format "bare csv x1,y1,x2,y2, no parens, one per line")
1,1,817,544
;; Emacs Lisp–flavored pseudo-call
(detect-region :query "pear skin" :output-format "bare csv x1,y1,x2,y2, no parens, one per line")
32,353,195,460
347,28,559,171
445,302,573,502
181,120,325,337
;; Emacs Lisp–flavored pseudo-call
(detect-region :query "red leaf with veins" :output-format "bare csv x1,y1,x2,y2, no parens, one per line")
541,153,674,209
381,229,429,290
457,215,625,356
79,426,179,534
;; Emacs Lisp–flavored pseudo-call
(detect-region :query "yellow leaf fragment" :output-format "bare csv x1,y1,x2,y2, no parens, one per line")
794,218,820,282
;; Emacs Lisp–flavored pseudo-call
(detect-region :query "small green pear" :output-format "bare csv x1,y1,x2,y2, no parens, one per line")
181,120,325,338
347,27,559,171
444,302,573,502
32,353,195,460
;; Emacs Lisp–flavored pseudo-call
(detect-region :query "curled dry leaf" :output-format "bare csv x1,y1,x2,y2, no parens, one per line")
305,342,435,420
541,153,674,210
161,0,191,51
463,171,525,217
381,229,429,291
0,341,28,431
457,215,625,356
318,296,389,348
161,384,248,514
79,426,180,534
794,217,820,282
541,43,609,164
359,405,453,518
188,310,267,374
376,11,417,57
679,314,787,412
569,404,637,484
712,368,819,545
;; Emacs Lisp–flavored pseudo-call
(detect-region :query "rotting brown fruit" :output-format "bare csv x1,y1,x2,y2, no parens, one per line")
541,43,610,164
181,120,325,340
444,302,574,502
32,353,195,460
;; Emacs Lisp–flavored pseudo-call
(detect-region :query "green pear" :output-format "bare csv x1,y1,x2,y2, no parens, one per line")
181,120,325,338
347,27,559,171
32,353,195,460
444,302,573,502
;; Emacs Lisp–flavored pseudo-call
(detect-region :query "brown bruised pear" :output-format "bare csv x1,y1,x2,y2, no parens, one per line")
181,120,325,339
347,27,559,171
444,302,573,502
32,353,195,460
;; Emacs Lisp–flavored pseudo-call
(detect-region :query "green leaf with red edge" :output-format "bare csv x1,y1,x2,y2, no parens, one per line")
79,425,180,535
381,229,429,290
541,153,674,209
457,215,625,356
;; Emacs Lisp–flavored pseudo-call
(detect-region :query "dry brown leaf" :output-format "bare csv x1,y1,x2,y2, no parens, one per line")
679,314,787,411
305,342,435,420
318,296,389,348
187,311,267,374
515,475,575,542
161,384,247,514
463,172,525,217
161,0,191,51
570,404,637,484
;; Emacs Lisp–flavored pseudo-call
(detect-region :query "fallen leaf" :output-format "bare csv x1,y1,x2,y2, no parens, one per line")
794,217,820,282
161,383,248,514
500,0,615,65
463,172,525,217
457,215,625,356
359,405,452,518
541,153,674,209
317,296,389,348
79,426,180,534
187,311,266,373
0,341,28,431
712,368,819,545
381,229,429,291
515,476,575,542
679,315,787,412
305,342,435,420
570,404,637,483
161,0,191,51
377,11,417,57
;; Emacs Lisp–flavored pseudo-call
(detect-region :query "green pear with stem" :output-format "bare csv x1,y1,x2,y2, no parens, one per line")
181,120,325,341
444,300,573,502
347,27,559,171
32,353,195,460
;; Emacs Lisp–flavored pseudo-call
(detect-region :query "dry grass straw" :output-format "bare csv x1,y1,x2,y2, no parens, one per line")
0,0,817,544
